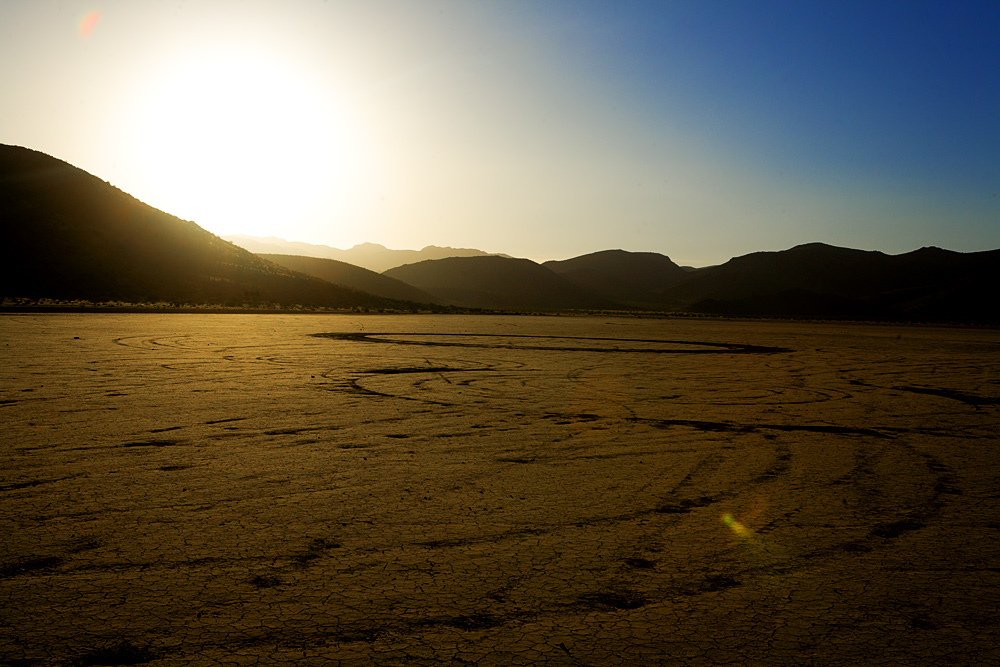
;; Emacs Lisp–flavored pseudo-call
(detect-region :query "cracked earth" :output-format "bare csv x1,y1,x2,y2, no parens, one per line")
2,314,999,666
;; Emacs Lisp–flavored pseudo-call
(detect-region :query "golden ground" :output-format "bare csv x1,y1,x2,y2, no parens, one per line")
1,314,998,666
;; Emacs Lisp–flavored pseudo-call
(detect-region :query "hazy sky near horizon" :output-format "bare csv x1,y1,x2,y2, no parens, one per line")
2,1,997,266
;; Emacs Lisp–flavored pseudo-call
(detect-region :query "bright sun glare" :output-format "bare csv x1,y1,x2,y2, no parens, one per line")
121,48,364,237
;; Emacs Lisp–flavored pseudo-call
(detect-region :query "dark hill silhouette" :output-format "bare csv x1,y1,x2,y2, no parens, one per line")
4,145,995,321
383,256,617,310
0,144,399,308
226,235,501,273
543,249,687,307
660,243,999,323
258,253,439,304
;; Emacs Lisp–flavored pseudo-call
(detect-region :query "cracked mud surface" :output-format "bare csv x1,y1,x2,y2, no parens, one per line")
2,313,999,666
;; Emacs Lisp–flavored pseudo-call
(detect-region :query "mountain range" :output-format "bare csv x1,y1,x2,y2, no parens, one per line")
225,235,503,273
224,236,1000,324
3,144,997,324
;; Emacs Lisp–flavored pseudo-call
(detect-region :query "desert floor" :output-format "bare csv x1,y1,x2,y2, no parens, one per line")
1,313,999,666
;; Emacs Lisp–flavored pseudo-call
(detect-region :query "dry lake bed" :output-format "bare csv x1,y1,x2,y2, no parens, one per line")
1,313,999,667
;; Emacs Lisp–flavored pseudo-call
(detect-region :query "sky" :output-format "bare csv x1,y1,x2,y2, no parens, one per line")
1,0,998,267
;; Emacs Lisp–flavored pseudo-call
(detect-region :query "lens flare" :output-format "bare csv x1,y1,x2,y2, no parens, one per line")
722,512,753,539
721,512,788,566
79,11,100,38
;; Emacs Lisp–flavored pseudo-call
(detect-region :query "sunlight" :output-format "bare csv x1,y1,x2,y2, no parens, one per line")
120,47,367,238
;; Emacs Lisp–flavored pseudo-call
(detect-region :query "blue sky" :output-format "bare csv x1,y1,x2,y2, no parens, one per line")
583,1,998,190
1,0,997,266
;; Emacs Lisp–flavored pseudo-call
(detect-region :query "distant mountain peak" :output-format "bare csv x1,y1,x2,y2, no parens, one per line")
224,235,499,273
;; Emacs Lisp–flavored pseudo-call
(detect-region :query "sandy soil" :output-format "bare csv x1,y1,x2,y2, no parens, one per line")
1,314,999,666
